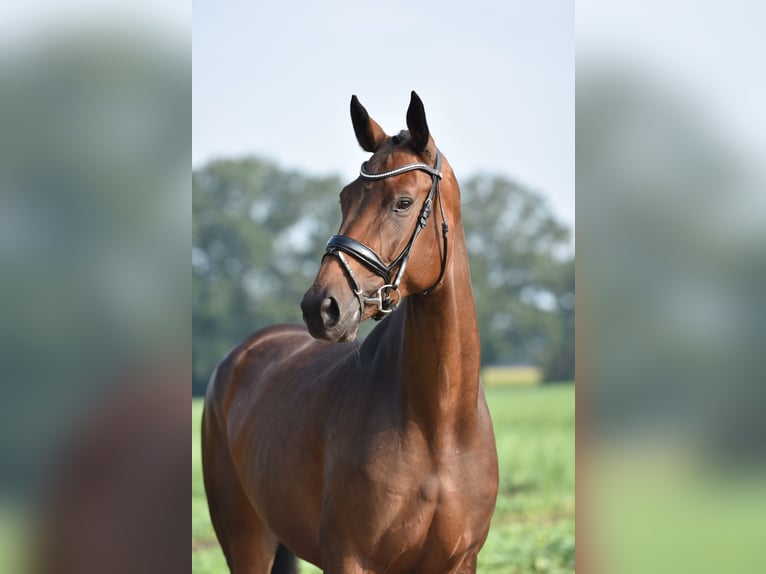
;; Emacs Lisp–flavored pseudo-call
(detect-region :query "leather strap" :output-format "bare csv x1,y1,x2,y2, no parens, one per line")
325,235,393,285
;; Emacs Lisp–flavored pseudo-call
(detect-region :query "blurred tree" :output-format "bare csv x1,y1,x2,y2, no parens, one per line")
460,175,574,380
541,257,575,382
192,160,575,395
192,158,342,395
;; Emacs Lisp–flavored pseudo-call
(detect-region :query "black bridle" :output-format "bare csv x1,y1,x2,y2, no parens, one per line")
324,150,449,320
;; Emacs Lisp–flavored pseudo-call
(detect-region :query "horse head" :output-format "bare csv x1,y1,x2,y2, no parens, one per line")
301,92,456,342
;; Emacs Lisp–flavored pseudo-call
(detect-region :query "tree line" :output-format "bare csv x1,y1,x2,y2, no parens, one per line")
192,157,574,396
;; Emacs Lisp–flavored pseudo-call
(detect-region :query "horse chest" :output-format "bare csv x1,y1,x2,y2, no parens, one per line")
321,442,493,573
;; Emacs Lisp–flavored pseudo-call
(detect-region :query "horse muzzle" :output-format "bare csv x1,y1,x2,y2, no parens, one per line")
301,284,360,342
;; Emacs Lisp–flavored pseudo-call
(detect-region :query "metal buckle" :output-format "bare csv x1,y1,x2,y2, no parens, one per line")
360,284,401,317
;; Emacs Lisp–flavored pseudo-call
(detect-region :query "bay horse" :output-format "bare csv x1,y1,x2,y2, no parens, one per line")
202,92,498,574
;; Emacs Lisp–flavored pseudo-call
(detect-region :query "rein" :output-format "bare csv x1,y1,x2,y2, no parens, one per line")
324,150,449,320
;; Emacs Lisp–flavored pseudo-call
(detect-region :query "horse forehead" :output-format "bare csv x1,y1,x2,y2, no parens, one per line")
339,179,377,206
367,146,420,172
338,145,433,208
339,168,415,204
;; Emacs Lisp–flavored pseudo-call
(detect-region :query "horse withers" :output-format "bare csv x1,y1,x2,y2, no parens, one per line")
202,92,499,574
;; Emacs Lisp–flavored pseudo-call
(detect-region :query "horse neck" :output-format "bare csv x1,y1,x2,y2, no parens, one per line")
399,220,481,443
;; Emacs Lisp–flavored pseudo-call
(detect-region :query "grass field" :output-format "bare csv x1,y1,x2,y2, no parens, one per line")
481,366,543,386
192,384,574,573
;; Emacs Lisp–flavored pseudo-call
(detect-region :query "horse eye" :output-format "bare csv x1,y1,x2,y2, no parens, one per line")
394,198,413,212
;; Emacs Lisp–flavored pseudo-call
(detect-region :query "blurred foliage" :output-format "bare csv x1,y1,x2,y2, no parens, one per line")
578,29,766,573
192,159,574,396
461,175,575,379
0,23,189,574
0,32,188,496
192,159,343,396
578,65,766,455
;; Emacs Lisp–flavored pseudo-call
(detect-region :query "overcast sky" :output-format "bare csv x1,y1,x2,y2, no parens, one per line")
193,1,574,228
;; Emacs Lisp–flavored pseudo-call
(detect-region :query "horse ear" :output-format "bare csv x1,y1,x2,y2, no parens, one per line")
350,95,386,152
406,91,430,154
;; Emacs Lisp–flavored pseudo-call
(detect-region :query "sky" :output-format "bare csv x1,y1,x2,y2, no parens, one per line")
578,0,766,162
193,1,574,229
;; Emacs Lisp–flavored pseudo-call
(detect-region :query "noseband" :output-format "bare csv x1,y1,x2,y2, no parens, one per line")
324,150,449,320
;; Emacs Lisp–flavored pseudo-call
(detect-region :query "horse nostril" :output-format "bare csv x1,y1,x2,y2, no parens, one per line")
320,297,340,326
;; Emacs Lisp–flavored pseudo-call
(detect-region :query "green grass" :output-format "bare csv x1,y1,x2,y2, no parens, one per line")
192,384,574,573
477,385,575,574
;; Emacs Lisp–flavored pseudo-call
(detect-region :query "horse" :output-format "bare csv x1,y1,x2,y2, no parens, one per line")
202,92,499,574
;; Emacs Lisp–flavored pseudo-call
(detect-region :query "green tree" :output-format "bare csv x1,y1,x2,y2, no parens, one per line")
192,157,342,395
460,175,574,379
